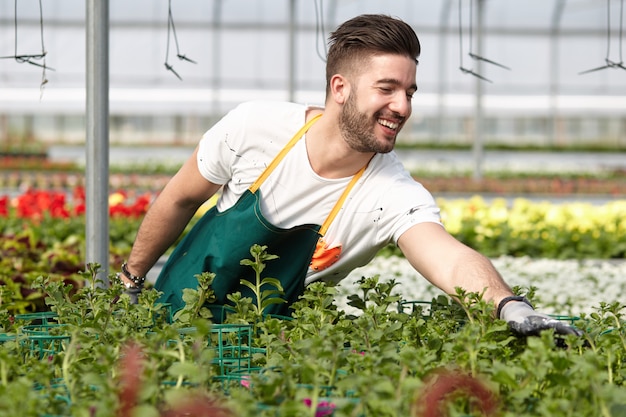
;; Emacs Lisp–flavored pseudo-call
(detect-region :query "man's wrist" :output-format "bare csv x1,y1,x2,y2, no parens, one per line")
496,295,533,319
119,262,146,288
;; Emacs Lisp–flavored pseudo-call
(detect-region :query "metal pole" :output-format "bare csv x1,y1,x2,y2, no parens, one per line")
550,0,566,147
472,0,485,181
436,0,453,142
287,0,296,102
85,0,110,285
212,0,222,119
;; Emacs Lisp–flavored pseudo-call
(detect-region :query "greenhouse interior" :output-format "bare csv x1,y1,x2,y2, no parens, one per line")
1,0,626,149
1,3,626,416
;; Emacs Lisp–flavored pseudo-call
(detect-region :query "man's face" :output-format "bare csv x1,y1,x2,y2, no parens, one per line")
339,54,417,154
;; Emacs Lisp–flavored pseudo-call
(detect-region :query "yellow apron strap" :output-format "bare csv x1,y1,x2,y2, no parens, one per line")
249,114,322,194
319,164,366,236
248,111,368,238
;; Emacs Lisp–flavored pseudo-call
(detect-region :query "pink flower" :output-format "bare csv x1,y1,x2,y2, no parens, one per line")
240,375,251,389
303,398,336,416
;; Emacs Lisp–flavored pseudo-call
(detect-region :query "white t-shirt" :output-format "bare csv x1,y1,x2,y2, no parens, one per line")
197,100,442,285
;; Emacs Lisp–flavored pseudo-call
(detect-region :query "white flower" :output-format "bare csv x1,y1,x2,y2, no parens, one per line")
335,255,626,317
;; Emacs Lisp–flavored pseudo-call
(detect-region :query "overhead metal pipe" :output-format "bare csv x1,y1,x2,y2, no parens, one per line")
550,0,566,147
288,0,296,102
212,0,222,118
472,0,485,181
436,0,454,142
85,0,110,286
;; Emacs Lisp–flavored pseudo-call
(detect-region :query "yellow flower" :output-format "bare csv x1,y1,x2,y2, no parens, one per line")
108,192,125,207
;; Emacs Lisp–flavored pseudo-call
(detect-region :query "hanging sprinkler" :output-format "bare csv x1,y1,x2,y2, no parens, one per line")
457,0,511,83
0,0,55,95
164,0,197,80
579,0,626,74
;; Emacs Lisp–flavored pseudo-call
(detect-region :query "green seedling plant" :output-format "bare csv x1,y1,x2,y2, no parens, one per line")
0,248,626,416
239,244,286,318
173,271,217,326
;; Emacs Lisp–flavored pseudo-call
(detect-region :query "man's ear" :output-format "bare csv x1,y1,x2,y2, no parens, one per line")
329,74,350,104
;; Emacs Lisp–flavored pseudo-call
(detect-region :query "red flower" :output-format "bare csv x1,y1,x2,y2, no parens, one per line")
72,186,86,216
74,202,86,216
0,195,8,217
130,193,151,216
49,192,70,218
5,187,154,220
73,186,86,204
109,192,152,218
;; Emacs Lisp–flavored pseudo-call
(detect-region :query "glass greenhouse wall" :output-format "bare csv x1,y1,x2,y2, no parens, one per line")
1,0,625,148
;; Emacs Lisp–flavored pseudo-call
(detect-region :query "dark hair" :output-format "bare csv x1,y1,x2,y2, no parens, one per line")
325,14,421,94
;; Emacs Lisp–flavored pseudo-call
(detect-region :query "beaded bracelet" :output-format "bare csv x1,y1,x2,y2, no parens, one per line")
120,262,146,288
496,295,533,319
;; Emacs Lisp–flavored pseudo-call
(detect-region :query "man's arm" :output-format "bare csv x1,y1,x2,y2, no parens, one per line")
397,222,582,336
123,146,222,280
397,222,514,306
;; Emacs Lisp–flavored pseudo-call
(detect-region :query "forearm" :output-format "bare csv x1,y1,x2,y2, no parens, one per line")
399,223,514,307
445,249,515,305
125,197,198,277
399,220,582,336
122,145,220,279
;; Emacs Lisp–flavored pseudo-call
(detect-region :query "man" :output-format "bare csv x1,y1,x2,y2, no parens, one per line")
118,14,580,336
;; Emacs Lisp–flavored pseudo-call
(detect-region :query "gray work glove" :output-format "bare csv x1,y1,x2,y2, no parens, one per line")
115,272,142,304
499,296,583,337
124,286,142,304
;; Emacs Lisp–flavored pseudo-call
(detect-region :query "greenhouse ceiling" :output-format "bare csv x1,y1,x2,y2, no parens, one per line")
1,0,625,115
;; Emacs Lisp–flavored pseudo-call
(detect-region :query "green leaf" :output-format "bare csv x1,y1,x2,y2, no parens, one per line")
167,361,201,379
129,404,160,417
239,279,257,292
261,297,287,307
260,277,284,292
261,289,284,300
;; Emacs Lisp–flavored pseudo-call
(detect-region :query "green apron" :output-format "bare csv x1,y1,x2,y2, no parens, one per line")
154,114,365,320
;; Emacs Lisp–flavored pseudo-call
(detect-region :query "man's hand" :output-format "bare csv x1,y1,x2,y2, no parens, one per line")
116,270,142,305
499,297,583,337
124,286,142,305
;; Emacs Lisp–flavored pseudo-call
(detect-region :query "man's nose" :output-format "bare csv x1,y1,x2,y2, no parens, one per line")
389,92,411,118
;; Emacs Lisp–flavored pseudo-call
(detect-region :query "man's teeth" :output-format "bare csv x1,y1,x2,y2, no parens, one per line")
378,119,398,130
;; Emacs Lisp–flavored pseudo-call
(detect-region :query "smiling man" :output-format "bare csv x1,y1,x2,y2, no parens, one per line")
118,14,580,337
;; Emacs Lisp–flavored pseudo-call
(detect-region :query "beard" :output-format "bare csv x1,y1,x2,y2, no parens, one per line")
338,90,397,154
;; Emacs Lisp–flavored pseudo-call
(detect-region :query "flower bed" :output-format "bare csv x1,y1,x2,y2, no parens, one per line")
1,188,624,259
437,195,626,259
3,168,626,196
337,254,626,317
420,175,626,196
1,187,624,313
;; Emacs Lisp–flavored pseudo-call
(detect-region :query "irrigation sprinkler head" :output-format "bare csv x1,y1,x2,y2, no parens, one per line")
164,62,183,81
177,54,197,64
468,52,511,70
459,66,493,83
579,58,626,75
